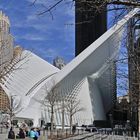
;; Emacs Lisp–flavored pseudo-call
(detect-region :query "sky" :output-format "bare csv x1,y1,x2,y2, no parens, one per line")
0,0,123,64
0,0,75,64
0,0,128,95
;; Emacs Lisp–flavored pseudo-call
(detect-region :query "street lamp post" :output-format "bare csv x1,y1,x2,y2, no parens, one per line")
109,113,113,130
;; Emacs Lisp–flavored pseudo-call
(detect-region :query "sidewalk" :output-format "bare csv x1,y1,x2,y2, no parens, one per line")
0,135,48,140
0,127,8,140
0,133,8,140
63,132,94,140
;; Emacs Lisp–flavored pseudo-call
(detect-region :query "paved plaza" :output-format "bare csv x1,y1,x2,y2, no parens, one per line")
64,133,139,140
1,129,139,140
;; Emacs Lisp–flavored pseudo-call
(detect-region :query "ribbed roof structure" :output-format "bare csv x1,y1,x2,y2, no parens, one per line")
0,50,59,114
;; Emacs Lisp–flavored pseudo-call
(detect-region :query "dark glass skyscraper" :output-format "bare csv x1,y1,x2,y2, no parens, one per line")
75,0,107,56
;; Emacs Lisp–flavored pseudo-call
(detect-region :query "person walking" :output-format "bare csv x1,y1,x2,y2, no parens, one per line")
8,127,15,139
72,124,76,135
36,128,41,136
25,127,29,137
34,128,39,140
18,128,25,139
28,128,36,139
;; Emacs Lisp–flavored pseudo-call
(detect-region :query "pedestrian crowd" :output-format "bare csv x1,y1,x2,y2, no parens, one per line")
8,126,40,140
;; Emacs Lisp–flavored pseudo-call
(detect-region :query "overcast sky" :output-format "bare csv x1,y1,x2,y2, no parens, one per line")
0,0,75,64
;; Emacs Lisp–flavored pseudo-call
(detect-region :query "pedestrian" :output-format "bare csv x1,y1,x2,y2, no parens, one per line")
18,128,25,139
28,128,36,139
72,124,76,135
8,127,15,139
34,128,39,140
36,128,40,136
25,127,29,137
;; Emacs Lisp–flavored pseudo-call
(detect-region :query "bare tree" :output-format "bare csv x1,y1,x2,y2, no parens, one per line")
60,97,66,132
43,80,61,139
0,48,29,124
6,95,22,125
30,0,140,17
0,47,28,83
65,97,84,132
0,27,30,124
107,18,140,134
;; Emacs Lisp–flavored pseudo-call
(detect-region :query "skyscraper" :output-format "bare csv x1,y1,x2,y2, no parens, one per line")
53,56,66,70
75,0,107,56
75,1,117,126
0,11,14,72
0,11,14,112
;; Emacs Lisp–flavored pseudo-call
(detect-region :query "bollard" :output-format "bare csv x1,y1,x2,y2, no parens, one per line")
56,129,58,138
133,131,135,138
112,130,114,135
66,129,67,137
47,134,48,140
0,126,2,134
111,135,114,140
123,131,125,136
43,128,45,136
100,133,102,140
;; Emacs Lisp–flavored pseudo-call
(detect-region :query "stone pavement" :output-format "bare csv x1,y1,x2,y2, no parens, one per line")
0,127,8,140
0,133,7,140
63,132,95,140
63,133,139,140
0,129,90,140
0,129,139,140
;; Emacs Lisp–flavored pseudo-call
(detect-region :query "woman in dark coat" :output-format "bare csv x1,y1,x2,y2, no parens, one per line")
18,128,25,138
8,127,15,139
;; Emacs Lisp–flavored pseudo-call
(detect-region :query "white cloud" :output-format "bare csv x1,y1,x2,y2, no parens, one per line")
38,48,60,59
26,15,38,21
13,20,48,31
15,34,47,41
26,0,48,5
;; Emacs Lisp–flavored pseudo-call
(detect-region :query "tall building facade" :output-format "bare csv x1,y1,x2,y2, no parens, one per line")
0,87,10,112
0,11,14,112
75,0,107,56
